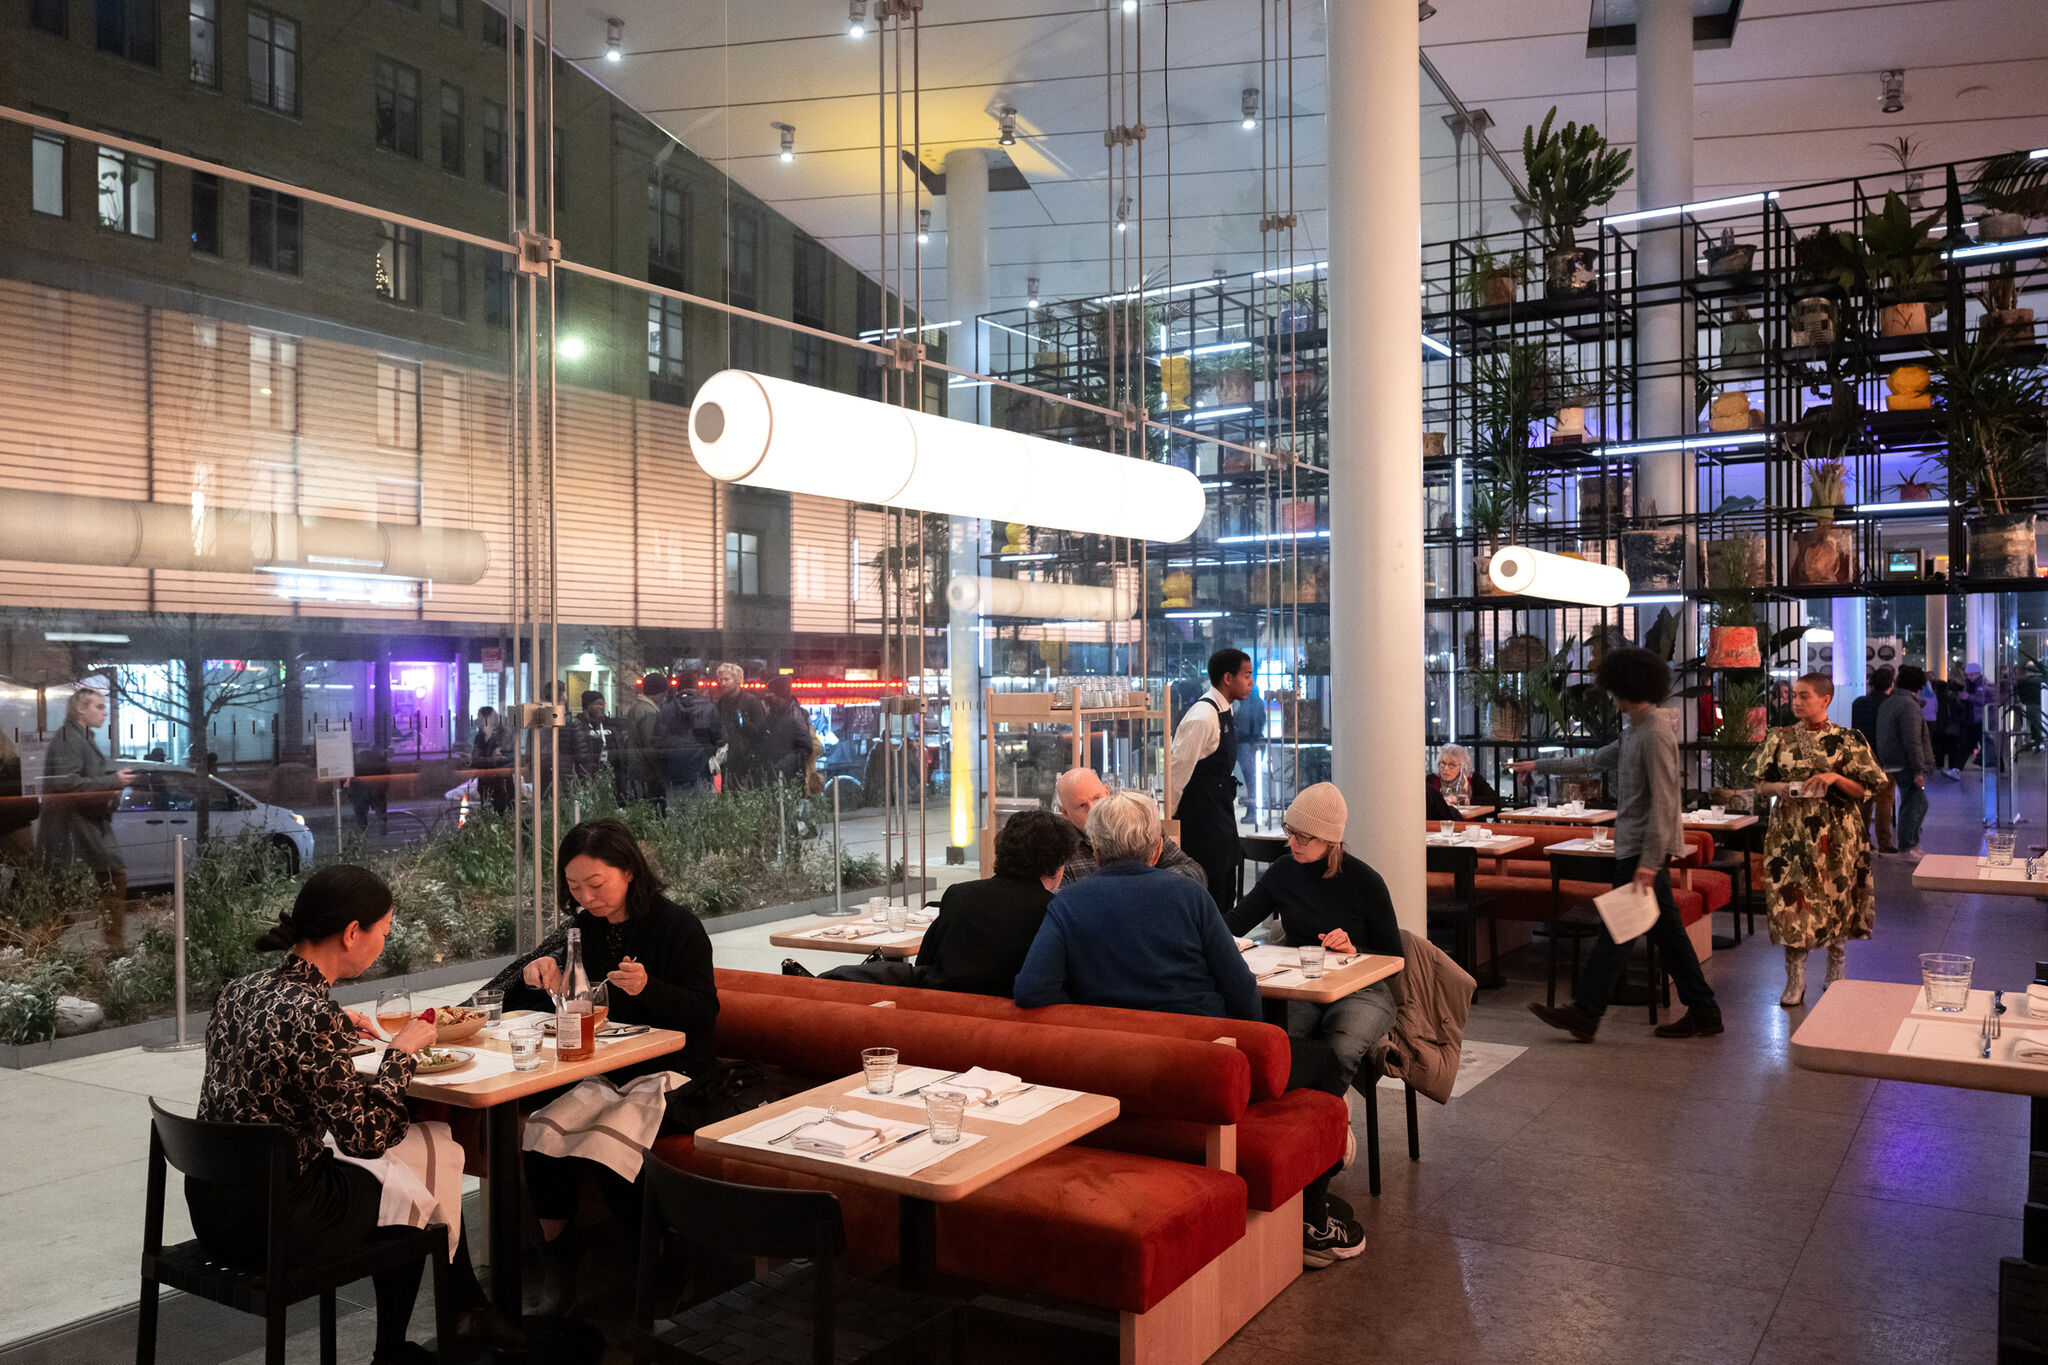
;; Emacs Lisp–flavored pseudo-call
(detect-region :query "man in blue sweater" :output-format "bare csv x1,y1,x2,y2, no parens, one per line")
1014,790,1261,1021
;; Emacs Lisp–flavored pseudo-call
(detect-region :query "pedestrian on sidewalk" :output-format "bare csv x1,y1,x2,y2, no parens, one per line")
1876,664,1935,860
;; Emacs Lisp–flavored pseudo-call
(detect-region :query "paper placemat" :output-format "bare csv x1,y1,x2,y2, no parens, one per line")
720,1105,985,1176
354,1045,522,1084
1905,987,2048,1028
485,1017,638,1046
1971,858,2036,883
800,924,922,946
845,1068,1083,1124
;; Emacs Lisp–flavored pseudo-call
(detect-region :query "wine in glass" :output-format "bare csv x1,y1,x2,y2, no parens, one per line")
374,989,414,1041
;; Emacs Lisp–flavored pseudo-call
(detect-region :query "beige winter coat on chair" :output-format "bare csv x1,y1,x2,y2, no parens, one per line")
1365,929,1474,1105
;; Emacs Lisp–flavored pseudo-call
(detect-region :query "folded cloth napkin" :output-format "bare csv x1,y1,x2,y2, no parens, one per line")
792,1114,897,1158
520,1071,687,1181
2014,1037,2048,1066
330,1121,466,1259
938,1066,1022,1100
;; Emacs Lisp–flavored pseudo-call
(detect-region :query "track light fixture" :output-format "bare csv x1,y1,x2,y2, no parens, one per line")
772,122,795,162
1418,0,1437,20
997,106,1018,147
1116,196,1130,232
848,0,866,38
604,17,622,61
1879,69,1906,115
1241,88,1259,131
917,208,931,244
1027,276,1040,309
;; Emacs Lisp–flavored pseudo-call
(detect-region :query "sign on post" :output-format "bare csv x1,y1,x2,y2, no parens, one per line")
314,731,355,782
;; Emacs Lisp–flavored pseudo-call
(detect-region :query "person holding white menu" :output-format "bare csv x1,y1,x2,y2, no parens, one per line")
1507,646,1724,1043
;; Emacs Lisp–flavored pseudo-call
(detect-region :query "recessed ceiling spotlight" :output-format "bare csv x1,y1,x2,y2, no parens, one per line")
772,121,796,162
848,0,866,39
1121,0,1137,13
997,106,1018,147
917,208,930,244
1241,88,1259,131
1027,276,1041,309
1880,69,1907,115
1116,196,1130,232
604,17,622,62
1418,0,1437,20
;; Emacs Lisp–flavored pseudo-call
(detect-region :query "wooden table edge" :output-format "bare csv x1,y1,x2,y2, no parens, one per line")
404,1025,689,1108
1790,980,2048,1099
1259,954,1404,1003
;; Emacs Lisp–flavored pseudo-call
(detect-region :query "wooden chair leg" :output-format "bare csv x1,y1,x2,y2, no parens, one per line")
1405,1085,1420,1161
134,1278,159,1365
319,1289,337,1365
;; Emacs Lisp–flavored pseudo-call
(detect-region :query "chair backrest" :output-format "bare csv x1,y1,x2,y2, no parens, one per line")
1548,853,1615,892
641,1153,845,1264
1424,845,1478,903
148,1097,292,1186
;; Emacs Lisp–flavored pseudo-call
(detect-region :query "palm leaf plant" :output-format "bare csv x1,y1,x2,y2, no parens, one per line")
1930,336,2048,518
1973,150,2048,234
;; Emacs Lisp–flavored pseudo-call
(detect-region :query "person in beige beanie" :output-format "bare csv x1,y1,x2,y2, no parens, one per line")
1224,782,1403,1266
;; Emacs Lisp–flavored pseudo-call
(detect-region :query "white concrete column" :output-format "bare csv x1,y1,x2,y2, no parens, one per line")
1329,0,1425,935
942,149,990,856
1634,0,1693,523
1926,592,1948,678
1829,597,1866,727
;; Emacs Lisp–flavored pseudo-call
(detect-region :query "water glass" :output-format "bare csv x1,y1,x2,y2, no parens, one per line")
470,988,502,1024
1299,944,1326,979
1534,792,1550,810
862,1046,900,1094
867,895,889,924
1920,953,1974,1012
508,1027,544,1071
1439,820,1456,837
886,903,909,933
1988,831,2018,867
1709,805,1726,820
924,1088,969,1145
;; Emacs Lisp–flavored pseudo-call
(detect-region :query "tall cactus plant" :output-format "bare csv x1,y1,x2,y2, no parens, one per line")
1515,107,1635,254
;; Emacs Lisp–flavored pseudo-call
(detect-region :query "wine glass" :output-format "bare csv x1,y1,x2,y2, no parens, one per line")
374,989,414,1041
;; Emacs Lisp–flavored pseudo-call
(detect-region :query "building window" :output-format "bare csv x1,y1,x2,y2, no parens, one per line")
373,57,421,158
32,125,66,217
726,532,761,597
648,177,688,279
483,253,510,327
190,171,220,254
438,0,460,27
96,0,159,65
31,0,67,35
481,100,506,191
438,239,464,319
249,329,299,431
377,359,421,451
247,8,299,114
792,236,829,327
375,221,421,305
648,295,684,379
481,6,503,45
438,82,464,175
248,186,300,273
97,143,158,238
728,209,759,308
188,0,217,84
793,332,825,386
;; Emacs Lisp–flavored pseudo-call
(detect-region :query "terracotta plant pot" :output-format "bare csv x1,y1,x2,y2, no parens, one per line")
1487,698,1528,742
1981,310,2038,347
1544,246,1599,298
1881,301,1929,337
1481,271,1517,308
1701,536,1767,588
1213,368,1256,406
1552,406,1588,443
1789,525,1856,586
1969,513,2037,581
1277,367,1323,402
1706,626,1762,670
1422,431,1447,459
1476,550,1506,595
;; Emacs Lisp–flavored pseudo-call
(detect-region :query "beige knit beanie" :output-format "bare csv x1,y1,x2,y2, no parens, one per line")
1285,782,1347,843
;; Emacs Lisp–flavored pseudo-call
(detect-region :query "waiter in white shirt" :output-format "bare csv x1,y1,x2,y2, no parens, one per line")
1169,649,1255,914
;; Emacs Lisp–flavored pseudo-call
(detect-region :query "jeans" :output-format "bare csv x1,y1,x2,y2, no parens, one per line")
1576,856,1716,1020
1897,775,1929,850
1286,981,1398,1090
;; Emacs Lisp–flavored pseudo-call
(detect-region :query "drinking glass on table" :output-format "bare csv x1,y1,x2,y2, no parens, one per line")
1534,791,1550,811
1709,805,1726,820
470,988,502,1024
1438,820,1455,837
374,989,414,1041
924,1088,969,1145
1988,831,2018,867
508,1027,544,1071
1298,944,1326,979
862,1047,900,1094
1920,953,1974,1012
886,903,909,933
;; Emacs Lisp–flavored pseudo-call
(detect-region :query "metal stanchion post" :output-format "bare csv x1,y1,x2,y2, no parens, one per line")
830,778,846,915
333,782,343,857
778,788,786,863
145,835,199,1053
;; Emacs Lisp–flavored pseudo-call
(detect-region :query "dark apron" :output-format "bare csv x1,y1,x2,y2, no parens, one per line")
1178,696,1242,912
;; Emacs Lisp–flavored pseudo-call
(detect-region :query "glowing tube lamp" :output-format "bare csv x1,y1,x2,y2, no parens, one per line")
1487,546,1629,607
689,369,1204,542
946,575,1136,621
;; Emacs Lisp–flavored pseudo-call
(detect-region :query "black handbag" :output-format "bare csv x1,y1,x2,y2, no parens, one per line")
660,1059,776,1136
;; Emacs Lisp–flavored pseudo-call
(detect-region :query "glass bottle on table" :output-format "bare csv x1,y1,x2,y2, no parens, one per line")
555,926,596,1062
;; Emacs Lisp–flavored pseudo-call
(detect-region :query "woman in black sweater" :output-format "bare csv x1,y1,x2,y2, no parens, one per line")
496,819,719,1312
918,810,1076,997
1224,783,1400,1090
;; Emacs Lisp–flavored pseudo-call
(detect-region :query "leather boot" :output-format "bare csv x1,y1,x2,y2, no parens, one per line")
1780,949,1807,1007
536,1226,582,1317
1826,944,1846,988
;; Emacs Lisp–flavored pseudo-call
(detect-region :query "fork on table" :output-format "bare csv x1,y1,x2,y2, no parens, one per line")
768,1106,839,1144
1982,1007,2002,1059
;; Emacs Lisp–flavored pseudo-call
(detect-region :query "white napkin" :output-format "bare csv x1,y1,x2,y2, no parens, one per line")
793,1113,903,1158
2014,1036,2048,1066
520,1071,687,1180
329,1122,466,1259
934,1066,1022,1101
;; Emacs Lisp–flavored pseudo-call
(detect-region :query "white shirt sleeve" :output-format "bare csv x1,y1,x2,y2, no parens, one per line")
1167,691,1221,817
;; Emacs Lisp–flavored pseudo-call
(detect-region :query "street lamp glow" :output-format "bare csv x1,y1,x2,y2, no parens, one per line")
558,335,587,360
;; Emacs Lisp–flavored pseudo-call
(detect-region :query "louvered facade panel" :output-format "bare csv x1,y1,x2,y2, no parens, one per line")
632,399,721,630
789,494,853,634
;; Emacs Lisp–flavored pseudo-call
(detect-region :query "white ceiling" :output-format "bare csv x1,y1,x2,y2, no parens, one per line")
555,0,2048,321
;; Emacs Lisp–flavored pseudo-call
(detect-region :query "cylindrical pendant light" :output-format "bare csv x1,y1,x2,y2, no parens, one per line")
946,575,1137,621
688,369,1203,542
1486,545,1630,607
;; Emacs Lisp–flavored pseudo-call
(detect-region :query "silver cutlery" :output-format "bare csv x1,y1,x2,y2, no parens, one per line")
768,1106,838,1144
983,1084,1037,1108
1254,968,1291,982
899,1070,965,1098
1995,990,2007,1016
1982,1007,2002,1059
857,1127,931,1162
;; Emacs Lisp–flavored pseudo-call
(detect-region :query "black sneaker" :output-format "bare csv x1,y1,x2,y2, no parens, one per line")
1653,1008,1724,1038
1528,1001,1599,1042
1325,1193,1354,1222
1303,1215,1367,1268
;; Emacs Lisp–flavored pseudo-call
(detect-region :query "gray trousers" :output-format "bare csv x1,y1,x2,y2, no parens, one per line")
1286,979,1398,1087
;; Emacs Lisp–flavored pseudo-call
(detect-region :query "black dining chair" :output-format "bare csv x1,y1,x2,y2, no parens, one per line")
1424,844,1497,984
138,1098,456,1365
1547,852,1668,1024
1354,1058,1422,1198
632,1157,962,1365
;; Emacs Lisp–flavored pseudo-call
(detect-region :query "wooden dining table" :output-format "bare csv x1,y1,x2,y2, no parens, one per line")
1911,854,2048,899
769,915,930,958
1243,946,1403,1025
1494,806,1617,825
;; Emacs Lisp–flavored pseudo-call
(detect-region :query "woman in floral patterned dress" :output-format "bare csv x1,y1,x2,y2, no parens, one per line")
1746,672,1886,1006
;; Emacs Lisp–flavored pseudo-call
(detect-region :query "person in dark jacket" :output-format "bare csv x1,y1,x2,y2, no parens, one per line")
1876,664,1936,858
655,669,724,796
712,662,764,790
39,687,134,948
471,706,513,814
620,673,667,809
0,727,37,874
1851,668,1897,853
1426,743,1500,814
498,819,720,1312
918,810,1076,998
755,677,816,785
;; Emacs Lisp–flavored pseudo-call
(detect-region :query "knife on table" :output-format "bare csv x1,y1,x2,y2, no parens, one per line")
857,1127,931,1162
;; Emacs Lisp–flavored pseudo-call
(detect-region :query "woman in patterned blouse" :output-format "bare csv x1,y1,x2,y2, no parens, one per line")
191,865,520,1365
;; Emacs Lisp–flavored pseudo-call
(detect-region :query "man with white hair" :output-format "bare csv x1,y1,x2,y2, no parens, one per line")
1014,790,1259,1021
1054,767,1210,896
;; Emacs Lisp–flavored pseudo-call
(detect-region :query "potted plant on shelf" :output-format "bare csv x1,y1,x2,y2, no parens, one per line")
1787,391,1862,583
1468,342,1556,581
1978,266,2037,347
1704,226,1758,277
1807,458,1848,526
1720,303,1764,366
1461,244,1533,309
1971,150,2048,242
1469,664,1530,741
1931,336,2048,580
1621,501,1685,593
1515,107,1634,299
1873,135,1926,210
1897,461,1942,501
1841,191,1944,337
